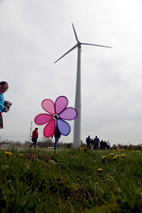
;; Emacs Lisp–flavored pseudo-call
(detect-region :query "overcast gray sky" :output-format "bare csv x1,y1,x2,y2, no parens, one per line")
1,0,142,146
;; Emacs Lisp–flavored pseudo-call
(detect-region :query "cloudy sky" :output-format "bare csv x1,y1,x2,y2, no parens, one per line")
1,0,142,146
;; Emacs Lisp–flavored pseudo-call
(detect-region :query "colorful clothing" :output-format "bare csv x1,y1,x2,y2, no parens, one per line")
32,129,38,138
0,93,4,112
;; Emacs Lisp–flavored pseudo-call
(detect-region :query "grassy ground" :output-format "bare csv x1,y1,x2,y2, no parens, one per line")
0,147,142,213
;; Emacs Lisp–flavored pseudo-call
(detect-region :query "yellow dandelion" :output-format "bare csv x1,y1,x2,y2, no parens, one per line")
18,154,23,156
5,151,12,155
80,147,84,150
98,168,103,171
113,156,117,159
115,155,120,157
110,153,114,156
121,154,126,157
102,155,106,159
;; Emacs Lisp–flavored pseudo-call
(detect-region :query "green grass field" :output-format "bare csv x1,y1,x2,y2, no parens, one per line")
0,147,142,213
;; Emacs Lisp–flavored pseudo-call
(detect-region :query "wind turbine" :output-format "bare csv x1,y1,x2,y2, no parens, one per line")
54,23,111,147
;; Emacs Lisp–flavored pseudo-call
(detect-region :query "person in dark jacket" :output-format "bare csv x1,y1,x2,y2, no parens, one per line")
86,135,91,148
29,128,38,148
93,136,100,150
103,140,107,150
54,126,61,151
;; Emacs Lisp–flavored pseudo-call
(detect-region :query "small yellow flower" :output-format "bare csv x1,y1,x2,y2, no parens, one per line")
102,155,106,159
5,151,12,155
80,147,84,150
121,154,126,157
113,156,117,159
110,153,114,156
115,155,120,157
18,154,23,156
98,168,103,171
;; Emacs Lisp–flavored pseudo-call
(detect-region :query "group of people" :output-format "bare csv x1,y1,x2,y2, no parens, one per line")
86,135,110,150
29,126,61,152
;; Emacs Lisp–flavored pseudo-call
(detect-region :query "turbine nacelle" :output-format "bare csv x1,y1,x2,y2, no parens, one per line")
77,42,81,48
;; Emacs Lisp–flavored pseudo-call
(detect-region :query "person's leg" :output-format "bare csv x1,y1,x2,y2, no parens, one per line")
29,142,34,148
34,139,37,148
30,138,36,148
54,137,59,151
34,142,36,148
87,143,90,149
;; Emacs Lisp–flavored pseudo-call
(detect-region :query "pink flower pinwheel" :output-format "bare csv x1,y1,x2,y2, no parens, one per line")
34,96,78,138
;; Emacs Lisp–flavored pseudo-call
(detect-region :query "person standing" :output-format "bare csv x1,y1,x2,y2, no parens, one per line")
0,81,9,129
103,140,107,150
93,136,100,150
86,135,91,149
106,140,110,149
30,128,38,148
54,125,61,152
91,138,94,150
100,140,103,150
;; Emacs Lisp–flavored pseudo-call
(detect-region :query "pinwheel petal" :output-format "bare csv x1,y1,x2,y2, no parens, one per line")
57,119,71,136
55,96,68,114
42,99,55,114
59,107,78,120
43,119,55,138
34,114,53,125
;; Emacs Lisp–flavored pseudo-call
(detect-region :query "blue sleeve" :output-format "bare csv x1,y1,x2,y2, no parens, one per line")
0,94,4,112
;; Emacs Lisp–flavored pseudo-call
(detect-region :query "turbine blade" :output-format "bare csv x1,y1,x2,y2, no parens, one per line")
54,44,78,63
81,42,112,48
72,23,79,42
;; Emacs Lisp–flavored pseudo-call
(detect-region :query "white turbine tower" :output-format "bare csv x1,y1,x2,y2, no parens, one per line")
54,23,111,147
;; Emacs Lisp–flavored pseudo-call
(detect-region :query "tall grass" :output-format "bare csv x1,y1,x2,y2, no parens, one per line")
0,147,142,212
